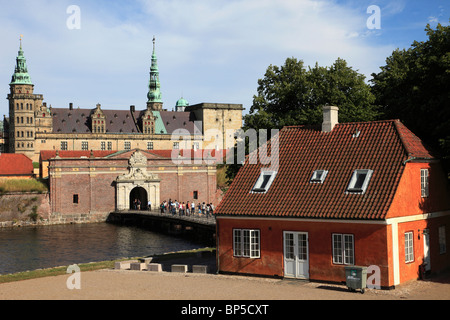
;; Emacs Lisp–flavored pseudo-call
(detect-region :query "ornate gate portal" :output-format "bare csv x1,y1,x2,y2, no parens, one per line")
116,150,160,211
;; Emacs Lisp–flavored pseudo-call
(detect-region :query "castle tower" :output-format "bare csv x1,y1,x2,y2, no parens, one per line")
7,36,43,159
146,37,163,111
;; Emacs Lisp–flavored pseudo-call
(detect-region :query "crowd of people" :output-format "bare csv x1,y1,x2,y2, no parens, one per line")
159,199,215,218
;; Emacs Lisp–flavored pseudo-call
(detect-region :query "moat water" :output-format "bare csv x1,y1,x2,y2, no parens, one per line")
0,223,203,275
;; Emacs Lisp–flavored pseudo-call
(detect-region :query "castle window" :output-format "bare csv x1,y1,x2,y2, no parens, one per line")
82,141,89,151
147,142,154,150
101,142,106,151
61,141,68,151
173,142,179,149
108,142,112,151
124,142,131,150
73,194,79,204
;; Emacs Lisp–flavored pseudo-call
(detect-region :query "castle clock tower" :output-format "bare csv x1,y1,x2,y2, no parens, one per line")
7,36,43,160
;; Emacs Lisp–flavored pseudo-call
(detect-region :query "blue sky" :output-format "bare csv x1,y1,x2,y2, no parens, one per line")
0,0,448,118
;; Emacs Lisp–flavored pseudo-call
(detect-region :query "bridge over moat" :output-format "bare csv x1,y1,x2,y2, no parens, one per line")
107,210,216,245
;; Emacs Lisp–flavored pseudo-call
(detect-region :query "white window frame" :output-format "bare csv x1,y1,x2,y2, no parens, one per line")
147,142,154,150
405,231,414,263
81,141,89,151
60,141,68,151
101,141,106,151
251,170,277,193
124,141,131,151
310,170,328,184
421,169,429,198
439,226,446,254
233,229,260,258
107,142,113,151
346,169,373,194
173,142,180,149
332,233,354,265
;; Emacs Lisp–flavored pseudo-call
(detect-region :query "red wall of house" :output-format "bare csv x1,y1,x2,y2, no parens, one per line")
393,216,450,284
217,217,392,287
385,161,450,284
387,162,450,219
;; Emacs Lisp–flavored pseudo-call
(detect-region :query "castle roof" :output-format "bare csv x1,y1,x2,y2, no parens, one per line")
51,107,201,135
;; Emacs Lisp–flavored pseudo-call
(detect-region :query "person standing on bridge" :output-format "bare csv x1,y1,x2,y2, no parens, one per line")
148,200,152,211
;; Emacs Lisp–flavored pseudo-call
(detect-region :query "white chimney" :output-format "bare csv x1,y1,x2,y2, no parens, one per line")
322,105,339,132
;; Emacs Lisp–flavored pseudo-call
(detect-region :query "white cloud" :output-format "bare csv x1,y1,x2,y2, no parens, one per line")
0,0,395,116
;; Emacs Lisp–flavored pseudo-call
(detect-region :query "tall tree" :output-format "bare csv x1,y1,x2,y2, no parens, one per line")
371,22,450,175
246,57,378,131
225,57,379,182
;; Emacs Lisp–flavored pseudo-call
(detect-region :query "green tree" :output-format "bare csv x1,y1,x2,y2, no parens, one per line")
225,57,379,182
371,22,450,176
246,57,378,132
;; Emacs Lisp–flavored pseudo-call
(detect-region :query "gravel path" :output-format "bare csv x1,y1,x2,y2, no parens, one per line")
0,268,449,300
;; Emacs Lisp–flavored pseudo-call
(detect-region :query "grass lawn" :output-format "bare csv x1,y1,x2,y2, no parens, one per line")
0,178,48,193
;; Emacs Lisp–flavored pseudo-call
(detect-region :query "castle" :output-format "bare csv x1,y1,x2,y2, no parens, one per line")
2,37,243,163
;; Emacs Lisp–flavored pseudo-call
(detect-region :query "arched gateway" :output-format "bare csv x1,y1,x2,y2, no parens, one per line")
116,150,160,211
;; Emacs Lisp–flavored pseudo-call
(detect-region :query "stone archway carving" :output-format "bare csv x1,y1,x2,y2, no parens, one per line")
115,150,160,211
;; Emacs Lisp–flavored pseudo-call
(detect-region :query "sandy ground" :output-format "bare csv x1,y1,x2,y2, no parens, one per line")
0,266,449,301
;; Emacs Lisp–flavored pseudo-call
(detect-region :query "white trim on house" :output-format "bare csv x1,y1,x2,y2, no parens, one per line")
216,211,450,225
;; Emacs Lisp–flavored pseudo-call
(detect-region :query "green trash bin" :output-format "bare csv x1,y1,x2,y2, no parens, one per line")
345,266,367,294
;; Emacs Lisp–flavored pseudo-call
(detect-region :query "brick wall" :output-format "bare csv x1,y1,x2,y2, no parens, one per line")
48,153,218,222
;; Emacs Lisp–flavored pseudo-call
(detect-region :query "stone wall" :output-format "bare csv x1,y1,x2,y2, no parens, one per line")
0,192,50,227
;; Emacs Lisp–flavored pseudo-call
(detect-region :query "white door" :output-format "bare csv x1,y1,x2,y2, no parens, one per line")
423,229,431,272
284,231,309,279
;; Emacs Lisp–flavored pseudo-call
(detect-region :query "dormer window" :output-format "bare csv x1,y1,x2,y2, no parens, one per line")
310,170,328,184
346,169,373,194
251,170,277,193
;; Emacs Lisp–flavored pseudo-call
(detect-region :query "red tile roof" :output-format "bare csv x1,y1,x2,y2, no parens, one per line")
216,120,435,220
0,153,34,176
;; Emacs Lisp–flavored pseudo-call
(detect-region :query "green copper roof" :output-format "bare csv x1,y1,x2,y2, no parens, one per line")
10,38,32,85
152,111,167,134
147,37,162,103
176,97,189,108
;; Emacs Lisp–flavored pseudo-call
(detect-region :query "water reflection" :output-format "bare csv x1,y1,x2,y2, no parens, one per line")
0,223,202,275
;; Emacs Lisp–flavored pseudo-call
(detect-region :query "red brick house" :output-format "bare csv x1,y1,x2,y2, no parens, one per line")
47,149,220,222
0,153,34,178
215,106,450,289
